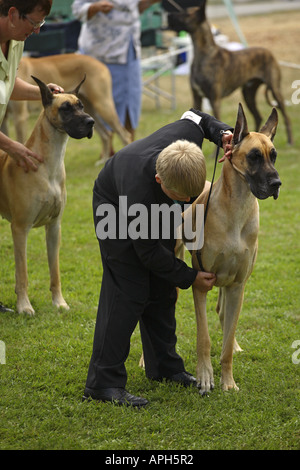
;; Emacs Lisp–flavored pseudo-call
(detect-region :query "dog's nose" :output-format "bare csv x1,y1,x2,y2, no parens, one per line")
270,178,281,200
270,178,281,188
86,116,95,139
86,116,95,127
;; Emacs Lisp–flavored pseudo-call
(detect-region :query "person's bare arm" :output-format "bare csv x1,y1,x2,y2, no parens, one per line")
10,77,63,101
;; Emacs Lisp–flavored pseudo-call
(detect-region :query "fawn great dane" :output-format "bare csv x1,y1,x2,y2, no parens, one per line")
178,103,281,394
0,77,94,315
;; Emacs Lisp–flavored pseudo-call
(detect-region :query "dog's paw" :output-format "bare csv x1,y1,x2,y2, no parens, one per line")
233,338,243,353
221,372,239,392
221,380,239,392
196,361,214,396
139,353,145,369
52,295,69,311
58,302,70,311
17,301,35,316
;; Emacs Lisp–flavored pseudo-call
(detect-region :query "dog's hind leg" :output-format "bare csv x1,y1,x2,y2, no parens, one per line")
45,221,69,311
270,87,293,145
242,79,263,131
11,101,30,143
11,223,35,315
93,117,113,163
193,287,214,395
266,63,293,144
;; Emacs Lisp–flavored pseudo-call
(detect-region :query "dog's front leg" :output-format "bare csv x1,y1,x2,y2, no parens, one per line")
191,81,203,111
193,286,214,395
220,283,244,391
217,288,243,353
45,221,69,311
11,222,34,315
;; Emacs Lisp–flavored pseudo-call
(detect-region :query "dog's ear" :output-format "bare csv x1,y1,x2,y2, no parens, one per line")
198,0,207,20
232,103,249,146
69,75,86,96
259,108,278,141
31,76,53,108
191,3,206,24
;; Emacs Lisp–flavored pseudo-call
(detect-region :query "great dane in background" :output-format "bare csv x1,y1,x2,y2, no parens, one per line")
168,1,293,145
0,77,94,315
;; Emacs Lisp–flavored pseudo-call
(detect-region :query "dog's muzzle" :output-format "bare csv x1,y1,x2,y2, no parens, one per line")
244,166,282,200
247,175,282,200
64,115,95,140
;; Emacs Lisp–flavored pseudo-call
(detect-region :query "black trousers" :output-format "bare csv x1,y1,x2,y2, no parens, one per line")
85,193,186,391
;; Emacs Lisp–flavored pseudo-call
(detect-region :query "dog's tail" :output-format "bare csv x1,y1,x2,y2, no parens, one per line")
265,86,278,107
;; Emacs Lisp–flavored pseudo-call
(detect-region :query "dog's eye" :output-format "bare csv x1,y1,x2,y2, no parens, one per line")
247,148,262,163
77,100,84,110
270,148,277,164
60,101,72,113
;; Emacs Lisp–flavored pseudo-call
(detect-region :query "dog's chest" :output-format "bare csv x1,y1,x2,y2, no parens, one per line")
202,215,258,287
32,179,65,227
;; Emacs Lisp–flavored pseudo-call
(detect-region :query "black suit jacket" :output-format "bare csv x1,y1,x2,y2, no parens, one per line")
94,111,233,289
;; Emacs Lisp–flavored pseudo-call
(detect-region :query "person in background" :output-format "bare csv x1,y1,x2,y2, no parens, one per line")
72,0,161,157
0,0,63,313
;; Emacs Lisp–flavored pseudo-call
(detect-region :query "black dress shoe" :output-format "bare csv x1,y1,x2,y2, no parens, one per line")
82,387,148,408
169,371,197,387
151,371,197,387
0,302,14,313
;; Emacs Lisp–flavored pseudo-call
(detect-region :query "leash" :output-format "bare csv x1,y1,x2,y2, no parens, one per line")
195,137,224,272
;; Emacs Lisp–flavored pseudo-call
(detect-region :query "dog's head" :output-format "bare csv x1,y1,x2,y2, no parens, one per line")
230,103,281,200
167,3,206,34
32,76,94,139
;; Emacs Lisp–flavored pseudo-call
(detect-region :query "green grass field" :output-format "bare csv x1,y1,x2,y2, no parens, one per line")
1,32,300,450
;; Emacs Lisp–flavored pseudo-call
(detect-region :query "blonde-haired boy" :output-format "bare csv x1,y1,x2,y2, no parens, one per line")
156,139,206,200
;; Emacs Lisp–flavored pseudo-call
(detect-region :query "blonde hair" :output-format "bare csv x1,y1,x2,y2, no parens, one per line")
156,140,206,197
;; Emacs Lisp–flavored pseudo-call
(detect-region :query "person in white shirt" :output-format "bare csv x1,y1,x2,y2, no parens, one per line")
72,0,160,154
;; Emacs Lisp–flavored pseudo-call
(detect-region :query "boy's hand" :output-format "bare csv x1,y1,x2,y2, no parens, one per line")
192,271,216,292
219,131,233,163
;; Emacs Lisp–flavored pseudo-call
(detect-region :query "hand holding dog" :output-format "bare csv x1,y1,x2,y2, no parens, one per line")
193,271,216,292
47,83,64,94
219,131,233,163
3,138,43,172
